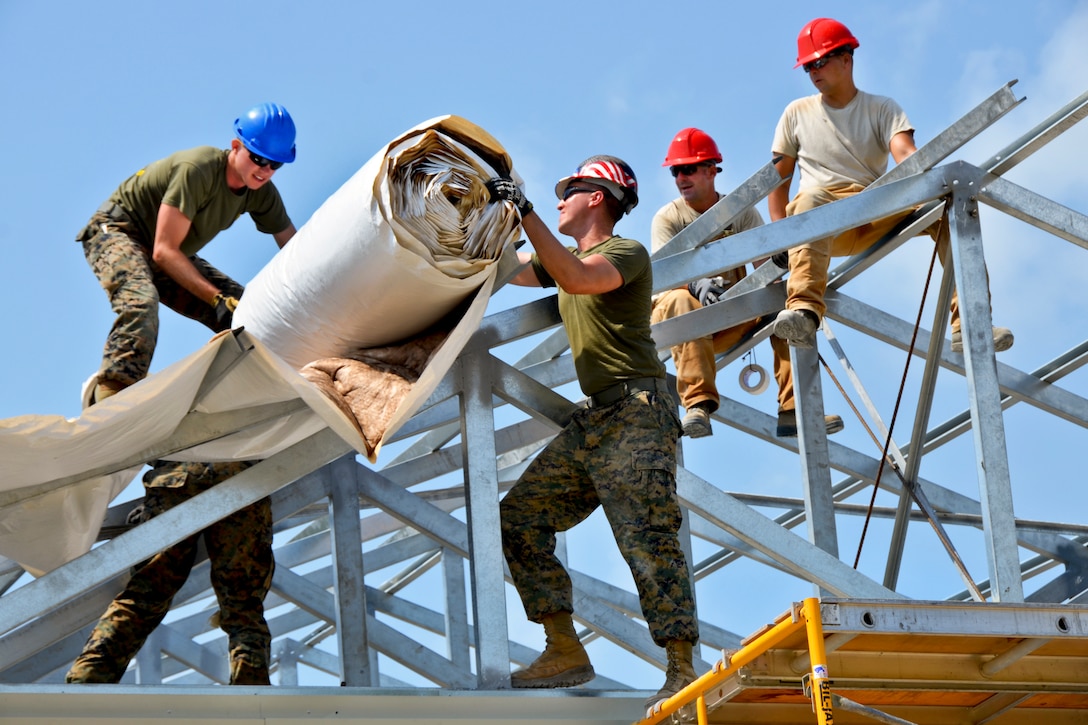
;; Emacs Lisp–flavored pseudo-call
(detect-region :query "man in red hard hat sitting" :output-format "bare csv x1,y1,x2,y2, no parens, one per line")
768,18,1012,355
650,128,843,439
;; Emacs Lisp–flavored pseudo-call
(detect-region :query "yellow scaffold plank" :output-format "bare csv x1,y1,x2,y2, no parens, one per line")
633,598,1088,725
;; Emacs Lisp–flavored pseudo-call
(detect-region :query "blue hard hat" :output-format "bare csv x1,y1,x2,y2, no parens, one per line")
233,102,297,164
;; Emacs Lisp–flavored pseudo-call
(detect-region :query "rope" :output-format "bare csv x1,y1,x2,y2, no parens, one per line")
807,224,984,598
850,238,938,567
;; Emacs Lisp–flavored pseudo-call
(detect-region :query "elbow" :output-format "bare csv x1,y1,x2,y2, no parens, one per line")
151,244,180,268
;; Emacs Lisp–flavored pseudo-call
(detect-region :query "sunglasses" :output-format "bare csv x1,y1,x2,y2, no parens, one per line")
670,163,708,178
561,186,598,201
803,51,845,73
248,151,284,170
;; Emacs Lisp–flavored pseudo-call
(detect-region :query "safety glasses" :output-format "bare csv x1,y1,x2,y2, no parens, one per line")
803,50,845,73
670,163,708,178
561,186,598,201
248,152,284,170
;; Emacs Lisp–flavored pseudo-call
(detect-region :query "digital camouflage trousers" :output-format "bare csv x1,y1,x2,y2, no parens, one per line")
500,389,699,646
66,460,274,685
79,211,244,388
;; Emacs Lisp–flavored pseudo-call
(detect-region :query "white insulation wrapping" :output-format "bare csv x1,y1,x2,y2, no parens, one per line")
0,115,525,575
233,114,523,368
0,331,353,576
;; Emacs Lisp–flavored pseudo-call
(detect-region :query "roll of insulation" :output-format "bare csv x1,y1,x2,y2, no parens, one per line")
232,115,524,370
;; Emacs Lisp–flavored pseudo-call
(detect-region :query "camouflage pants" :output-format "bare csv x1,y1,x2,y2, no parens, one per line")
79,211,244,388
500,389,699,646
66,461,274,685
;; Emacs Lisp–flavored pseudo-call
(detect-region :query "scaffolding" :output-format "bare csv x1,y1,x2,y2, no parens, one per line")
2,82,1088,724
639,598,1088,725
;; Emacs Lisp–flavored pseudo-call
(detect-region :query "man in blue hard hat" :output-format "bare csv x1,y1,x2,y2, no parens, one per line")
66,104,298,687
77,102,299,406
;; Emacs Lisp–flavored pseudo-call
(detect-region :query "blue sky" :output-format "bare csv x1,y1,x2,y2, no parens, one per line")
3,0,1088,688
0,0,1082,418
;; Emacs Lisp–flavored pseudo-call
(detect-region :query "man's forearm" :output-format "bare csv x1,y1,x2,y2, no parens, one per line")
154,247,220,303
521,212,579,284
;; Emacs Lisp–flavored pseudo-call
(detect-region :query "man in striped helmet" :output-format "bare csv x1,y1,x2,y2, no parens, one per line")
487,156,700,711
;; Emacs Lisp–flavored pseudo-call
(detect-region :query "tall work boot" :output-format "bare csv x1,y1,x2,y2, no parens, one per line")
229,646,271,686
644,639,697,714
93,380,125,404
81,374,127,410
510,611,594,688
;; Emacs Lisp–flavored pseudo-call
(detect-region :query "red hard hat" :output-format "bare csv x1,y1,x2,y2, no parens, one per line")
795,17,859,68
662,128,722,167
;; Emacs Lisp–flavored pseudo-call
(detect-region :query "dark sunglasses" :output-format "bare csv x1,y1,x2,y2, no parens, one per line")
248,151,284,170
670,163,708,178
803,50,845,73
561,186,598,201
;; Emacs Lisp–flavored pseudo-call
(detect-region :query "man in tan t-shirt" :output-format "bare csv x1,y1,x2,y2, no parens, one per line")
651,128,842,439
768,17,1013,356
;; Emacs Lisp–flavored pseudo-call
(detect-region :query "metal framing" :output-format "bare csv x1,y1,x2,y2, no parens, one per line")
3,84,1088,724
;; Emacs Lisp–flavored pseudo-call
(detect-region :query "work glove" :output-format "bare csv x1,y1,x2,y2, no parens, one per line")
485,177,534,218
772,251,790,269
212,293,239,327
125,503,151,526
124,489,164,526
687,276,729,306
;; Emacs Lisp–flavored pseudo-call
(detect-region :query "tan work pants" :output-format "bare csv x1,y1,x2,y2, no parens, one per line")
652,288,795,413
784,184,965,332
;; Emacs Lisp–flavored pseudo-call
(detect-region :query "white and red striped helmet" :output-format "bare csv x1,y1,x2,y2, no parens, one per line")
554,155,639,214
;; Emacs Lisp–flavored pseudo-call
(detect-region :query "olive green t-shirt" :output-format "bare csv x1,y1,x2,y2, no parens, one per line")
108,146,291,256
531,236,665,396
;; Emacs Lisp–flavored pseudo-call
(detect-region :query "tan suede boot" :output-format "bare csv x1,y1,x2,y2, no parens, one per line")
510,612,594,688
644,639,697,715
91,379,126,407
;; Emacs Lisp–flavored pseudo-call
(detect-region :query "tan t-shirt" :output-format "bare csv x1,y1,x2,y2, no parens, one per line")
772,90,913,191
650,195,764,290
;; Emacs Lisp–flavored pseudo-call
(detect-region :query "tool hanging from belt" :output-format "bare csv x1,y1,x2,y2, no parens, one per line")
97,201,130,221
77,202,138,242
